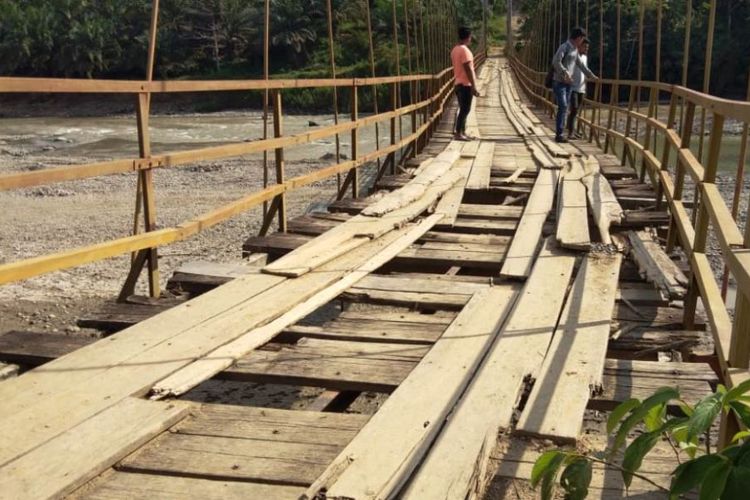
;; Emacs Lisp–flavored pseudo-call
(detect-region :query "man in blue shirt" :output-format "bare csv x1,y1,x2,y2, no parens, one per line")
551,28,597,143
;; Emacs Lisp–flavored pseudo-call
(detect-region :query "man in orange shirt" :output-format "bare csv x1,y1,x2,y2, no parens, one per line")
451,26,480,141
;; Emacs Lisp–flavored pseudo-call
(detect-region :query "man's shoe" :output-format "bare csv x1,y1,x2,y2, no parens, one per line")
555,135,568,143
568,132,581,140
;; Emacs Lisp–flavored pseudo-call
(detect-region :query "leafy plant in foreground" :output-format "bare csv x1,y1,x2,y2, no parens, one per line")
531,379,750,499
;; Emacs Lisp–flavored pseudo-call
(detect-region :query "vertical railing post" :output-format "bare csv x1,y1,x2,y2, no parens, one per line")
350,83,359,199
121,0,160,301
262,0,270,220
667,100,695,253
655,91,678,211
639,86,657,182
391,82,399,175
684,113,725,329
621,85,637,167
272,91,287,232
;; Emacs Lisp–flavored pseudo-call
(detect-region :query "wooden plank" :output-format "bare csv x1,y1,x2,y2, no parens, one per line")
458,204,523,220
263,151,462,277
352,274,489,295
149,214,443,399
0,331,94,366
396,246,505,269
500,167,559,279
340,288,471,310
581,156,625,245
304,285,520,499
556,159,591,250
608,328,703,355
76,471,305,500
338,309,456,325
362,151,459,216
282,320,444,345
466,142,495,190
77,300,179,332
0,398,189,499
516,252,622,443
628,230,688,299
222,338,428,392
434,157,472,227
403,239,578,499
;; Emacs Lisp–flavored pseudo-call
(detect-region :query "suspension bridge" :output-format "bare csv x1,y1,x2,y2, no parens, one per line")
0,1,748,498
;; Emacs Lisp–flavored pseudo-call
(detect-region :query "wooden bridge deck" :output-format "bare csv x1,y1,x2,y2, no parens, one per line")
0,53,715,499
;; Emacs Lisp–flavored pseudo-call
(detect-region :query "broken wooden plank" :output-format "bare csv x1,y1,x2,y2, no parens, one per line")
0,397,189,499
581,156,624,245
556,159,591,250
303,285,519,500
500,167,559,279
628,230,689,299
434,157,472,227
516,252,622,443
403,239,578,499
263,152,462,277
362,150,460,217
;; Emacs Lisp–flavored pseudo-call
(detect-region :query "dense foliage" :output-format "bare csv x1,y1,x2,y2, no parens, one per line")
0,0,500,79
516,0,750,99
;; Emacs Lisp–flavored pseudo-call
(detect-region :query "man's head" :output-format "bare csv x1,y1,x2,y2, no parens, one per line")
569,27,587,49
458,27,472,43
580,38,590,55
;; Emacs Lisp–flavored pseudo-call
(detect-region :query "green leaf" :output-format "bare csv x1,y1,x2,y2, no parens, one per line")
730,400,750,429
723,466,750,500
531,450,565,488
732,431,750,444
671,454,724,496
541,453,567,500
613,387,680,455
725,379,750,404
560,458,592,500
699,457,732,500
644,403,667,432
688,392,724,442
622,430,660,487
607,398,640,434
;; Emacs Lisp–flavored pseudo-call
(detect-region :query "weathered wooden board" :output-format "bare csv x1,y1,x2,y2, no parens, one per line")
222,338,428,392
77,471,305,500
516,252,622,442
119,405,368,487
500,167,559,279
556,159,591,250
0,398,189,499
466,142,496,190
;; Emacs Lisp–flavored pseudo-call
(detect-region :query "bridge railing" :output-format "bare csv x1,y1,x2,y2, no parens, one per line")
0,54,489,296
509,55,750,387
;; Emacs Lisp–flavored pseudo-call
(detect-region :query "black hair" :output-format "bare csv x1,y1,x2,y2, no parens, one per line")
582,38,591,45
570,27,587,40
458,27,472,40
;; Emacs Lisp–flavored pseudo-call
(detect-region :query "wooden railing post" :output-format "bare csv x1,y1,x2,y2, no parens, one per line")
730,220,750,368
655,91,678,211
260,90,286,235
667,100,695,253
684,113,725,328
621,85,637,168
391,82,399,174
338,83,359,200
121,0,160,301
639,86,658,184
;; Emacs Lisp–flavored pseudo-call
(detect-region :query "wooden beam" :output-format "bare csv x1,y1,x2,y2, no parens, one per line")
627,230,688,300
581,156,624,245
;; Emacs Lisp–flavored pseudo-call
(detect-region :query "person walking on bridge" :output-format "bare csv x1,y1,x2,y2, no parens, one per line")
451,26,481,141
551,27,597,143
566,38,591,139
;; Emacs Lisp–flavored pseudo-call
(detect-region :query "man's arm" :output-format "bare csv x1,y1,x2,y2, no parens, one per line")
576,55,597,80
463,61,480,96
552,44,571,82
